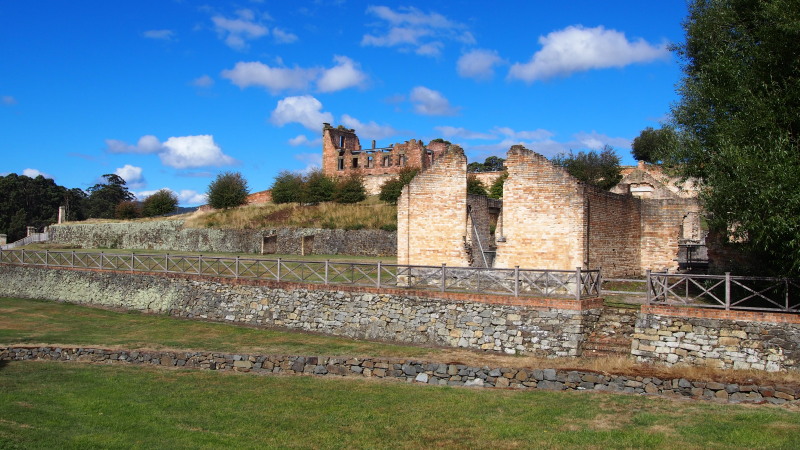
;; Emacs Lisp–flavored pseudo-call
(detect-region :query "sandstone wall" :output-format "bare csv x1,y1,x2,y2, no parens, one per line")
398,146,470,267
494,146,585,270
640,198,699,272
0,265,601,357
49,221,396,256
633,305,800,371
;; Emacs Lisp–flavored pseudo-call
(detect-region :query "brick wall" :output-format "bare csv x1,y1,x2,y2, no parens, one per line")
640,198,699,272
494,146,585,270
398,146,469,267
586,188,641,277
466,195,501,267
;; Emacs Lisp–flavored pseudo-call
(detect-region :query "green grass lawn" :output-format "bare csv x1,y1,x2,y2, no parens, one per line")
3,296,800,448
2,361,799,449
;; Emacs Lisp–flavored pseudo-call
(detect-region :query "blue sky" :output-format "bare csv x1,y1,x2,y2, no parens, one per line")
0,1,687,206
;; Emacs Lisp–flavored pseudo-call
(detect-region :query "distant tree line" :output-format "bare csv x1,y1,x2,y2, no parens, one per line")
270,169,366,205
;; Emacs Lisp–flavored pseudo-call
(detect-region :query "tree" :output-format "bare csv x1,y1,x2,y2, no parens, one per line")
333,173,366,204
467,174,488,196
467,156,506,173
489,172,508,199
667,0,800,275
379,167,419,204
270,171,304,204
551,146,622,190
631,126,677,163
142,189,178,217
0,173,86,241
302,169,336,204
206,172,249,209
86,174,134,219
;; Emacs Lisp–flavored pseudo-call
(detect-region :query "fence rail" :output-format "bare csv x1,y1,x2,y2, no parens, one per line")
0,249,601,299
647,271,800,313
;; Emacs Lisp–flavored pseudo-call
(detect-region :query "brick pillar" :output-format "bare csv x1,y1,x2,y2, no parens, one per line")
26,226,35,237
0,234,6,245
58,206,65,224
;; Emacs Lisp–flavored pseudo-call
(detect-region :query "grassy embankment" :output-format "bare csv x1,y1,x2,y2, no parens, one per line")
3,297,800,448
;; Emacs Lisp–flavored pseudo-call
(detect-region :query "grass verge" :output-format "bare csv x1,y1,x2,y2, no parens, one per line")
2,361,800,449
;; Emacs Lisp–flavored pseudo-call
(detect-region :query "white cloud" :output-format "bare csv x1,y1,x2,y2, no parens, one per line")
143,29,175,40
573,131,631,150
211,9,268,50
492,127,554,141
288,135,321,147
272,27,298,44
160,135,236,169
294,153,322,174
114,164,145,189
340,114,398,140
22,168,52,179
361,5,474,57
434,126,495,140
191,75,214,88
509,25,669,82
409,86,458,116
2,95,17,105
221,61,317,93
317,56,368,93
177,189,208,205
105,135,162,154
457,49,505,81
270,95,334,130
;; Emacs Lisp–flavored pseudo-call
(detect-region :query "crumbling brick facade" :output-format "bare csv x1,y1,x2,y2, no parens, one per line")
321,123,447,194
397,146,470,267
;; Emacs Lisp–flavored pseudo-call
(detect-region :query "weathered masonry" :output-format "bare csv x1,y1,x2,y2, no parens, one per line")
398,145,701,277
321,123,449,195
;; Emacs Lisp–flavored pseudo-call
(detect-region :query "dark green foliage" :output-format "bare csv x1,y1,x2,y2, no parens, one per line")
0,173,86,242
206,172,249,209
302,170,336,204
379,167,420,204
114,201,141,220
142,189,178,217
333,174,366,204
467,174,488,196
86,174,134,219
271,171,304,204
489,172,508,199
631,127,677,163
430,138,451,145
667,0,800,275
551,146,622,190
467,156,506,173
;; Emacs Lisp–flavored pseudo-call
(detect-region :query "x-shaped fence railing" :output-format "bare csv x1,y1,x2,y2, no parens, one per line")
0,249,601,299
647,271,800,312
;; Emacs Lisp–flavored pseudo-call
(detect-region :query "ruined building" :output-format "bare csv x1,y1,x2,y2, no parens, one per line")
397,145,703,278
321,123,449,194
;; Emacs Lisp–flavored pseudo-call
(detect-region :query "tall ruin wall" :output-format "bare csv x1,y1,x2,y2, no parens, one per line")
493,146,585,270
397,146,470,267
640,198,699,272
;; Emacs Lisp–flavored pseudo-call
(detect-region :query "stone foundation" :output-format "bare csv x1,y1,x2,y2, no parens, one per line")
0,265,602,357
633,305,800,371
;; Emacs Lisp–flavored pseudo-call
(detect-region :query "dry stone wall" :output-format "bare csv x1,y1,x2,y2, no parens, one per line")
5,346,797,404
49,221,396,256
0,265,601,357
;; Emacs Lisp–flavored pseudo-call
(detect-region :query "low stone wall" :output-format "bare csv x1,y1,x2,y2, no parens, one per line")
48,221,396,256
633,305,800,372
0,265,601,357
4,346,797,405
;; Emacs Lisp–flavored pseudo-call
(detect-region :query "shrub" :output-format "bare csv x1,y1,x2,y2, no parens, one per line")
302,170,335,204
141,189,178,217
467,174,488,196
489,172,508,199
333,174,366,204
271,171,304,204
114,200,141,219
379,167,420,204
207,172,249,209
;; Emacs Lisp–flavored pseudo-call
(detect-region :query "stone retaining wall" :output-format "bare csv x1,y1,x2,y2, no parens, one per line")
633,305,800,372
48,221,396,256
0,265,602,357
4,346,797,405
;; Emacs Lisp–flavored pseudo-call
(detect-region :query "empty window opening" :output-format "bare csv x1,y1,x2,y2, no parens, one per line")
352,157,359,168
337,157,344,171
301,235,315,256
262,235,277,254
382,155,391,167
398,155,406,166
367,156,374,168
339,135,345,148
